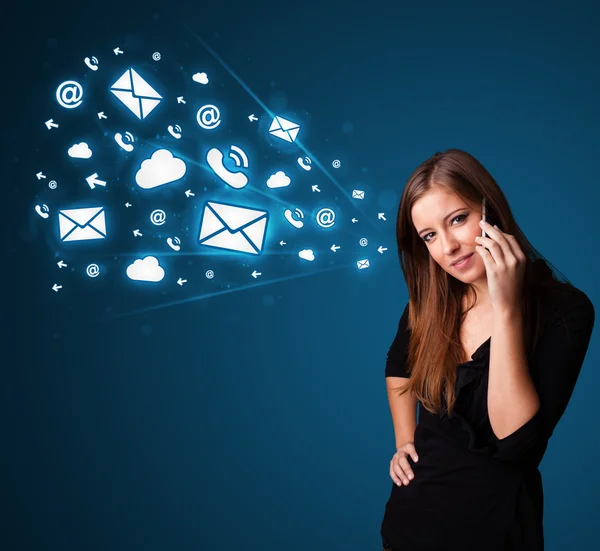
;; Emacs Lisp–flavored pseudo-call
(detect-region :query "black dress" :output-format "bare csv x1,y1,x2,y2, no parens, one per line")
380,283,595,551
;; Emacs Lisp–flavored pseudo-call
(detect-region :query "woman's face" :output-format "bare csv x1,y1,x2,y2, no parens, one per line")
411,187,486,281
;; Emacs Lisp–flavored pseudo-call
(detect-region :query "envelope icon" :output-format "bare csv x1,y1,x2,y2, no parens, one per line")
109,68,162,120
352,189,365,199
269,116,300,143
198,201,269,255
58,207,107,242
357,259,370,270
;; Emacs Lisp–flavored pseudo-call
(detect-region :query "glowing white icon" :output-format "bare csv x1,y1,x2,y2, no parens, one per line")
198,201,268,255
84,56,99,71
332,160,341,168
298,249,315,262
269,116,300,143
56,81,83,109
114,132,134,152
58,207,106,242
192,72,209,84
266,171,291,189
126,256,165,282
352,189,365,199
86,264,100,277
152,52,161,61
197,105,221,129
167,237,181,251
35,204,49,218
68,142,92,159
150,209,167,225
357,259,370,270
167,124,182,139
316,208,336,228
205,270,214,279
360,238,368,247
297,156,312,171
206,146,248,189
136,149,187,190
284,208,304,229
109,68,162,120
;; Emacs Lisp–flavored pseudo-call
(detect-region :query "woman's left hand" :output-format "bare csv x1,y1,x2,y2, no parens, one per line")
475,220,527,313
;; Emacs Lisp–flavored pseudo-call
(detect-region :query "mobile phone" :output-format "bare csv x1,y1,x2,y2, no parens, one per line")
481,198,487,238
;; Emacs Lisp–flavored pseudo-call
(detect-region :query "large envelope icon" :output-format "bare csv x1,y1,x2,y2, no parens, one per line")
109,68,163,120
357,259,370,270
198,201,268,255
352,189,365,199
268,116,300,143
59,207,107,242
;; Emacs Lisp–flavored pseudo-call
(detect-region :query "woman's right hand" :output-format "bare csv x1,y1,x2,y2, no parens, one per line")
390,441,419,486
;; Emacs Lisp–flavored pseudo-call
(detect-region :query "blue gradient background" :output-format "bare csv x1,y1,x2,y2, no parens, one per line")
4,1,599,550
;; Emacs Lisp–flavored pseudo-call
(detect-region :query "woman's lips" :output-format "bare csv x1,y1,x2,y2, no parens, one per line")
452,253,474,269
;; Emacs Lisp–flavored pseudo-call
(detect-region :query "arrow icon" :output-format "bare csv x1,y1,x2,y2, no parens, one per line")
185,189,195,197
177,278,187,286
57,260,67,268
133,229,142,237
351,218,358,223
378,213,387,221
279,241,286,246
248,114,258,122
311,185,321,193
251,270,262,279
36,172,46,180
113,47,124,55
52,284,62,292
86,173,107,189
177,96,186,104
45,119,59,130
97,111,107,119
378,246,388,254
331,244,340,252
125,202,132,208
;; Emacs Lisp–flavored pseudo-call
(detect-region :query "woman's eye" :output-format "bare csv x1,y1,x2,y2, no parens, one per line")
422,214,468,242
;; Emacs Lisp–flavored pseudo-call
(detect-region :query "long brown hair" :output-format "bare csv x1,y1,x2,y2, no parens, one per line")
393,149,573,416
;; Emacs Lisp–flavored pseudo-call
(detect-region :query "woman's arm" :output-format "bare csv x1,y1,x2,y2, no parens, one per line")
386,377,418,448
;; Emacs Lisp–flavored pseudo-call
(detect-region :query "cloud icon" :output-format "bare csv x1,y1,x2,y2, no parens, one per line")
135,149,187,189
298,249,315,262
126,256,165,282
266,171,291,189
68,142,92,159
192,72,209,84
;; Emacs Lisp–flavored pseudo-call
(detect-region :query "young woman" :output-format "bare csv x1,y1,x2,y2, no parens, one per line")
380,149,595,551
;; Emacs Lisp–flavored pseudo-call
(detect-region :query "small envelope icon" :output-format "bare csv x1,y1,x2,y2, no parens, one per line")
352,189,365,199
58,207,107,242
357,259,370,270
269,116,300,143
110,68,162,120
198,201,269,255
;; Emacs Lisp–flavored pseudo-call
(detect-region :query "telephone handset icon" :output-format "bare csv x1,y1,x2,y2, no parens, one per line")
114,132,134,152
84,56,99,71
206,146,249,189
35,204,50,219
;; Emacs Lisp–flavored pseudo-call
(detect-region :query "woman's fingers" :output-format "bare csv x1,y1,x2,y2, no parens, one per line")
389,443,419,486
405,442,419,463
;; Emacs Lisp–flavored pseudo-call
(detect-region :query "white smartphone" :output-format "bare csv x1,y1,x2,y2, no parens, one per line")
482,197,487,238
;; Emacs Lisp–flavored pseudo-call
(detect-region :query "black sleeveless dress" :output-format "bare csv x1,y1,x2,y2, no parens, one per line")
380,283,594,551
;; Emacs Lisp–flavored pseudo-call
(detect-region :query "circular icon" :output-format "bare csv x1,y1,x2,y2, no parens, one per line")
197,105,221,129
86,264,100,277
332,159,341,169
316,208,336,228
150,209,167,226
48,180,57,189
56,80,83,109
360,238,368,247
152,52,161,61
205,270,214,279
